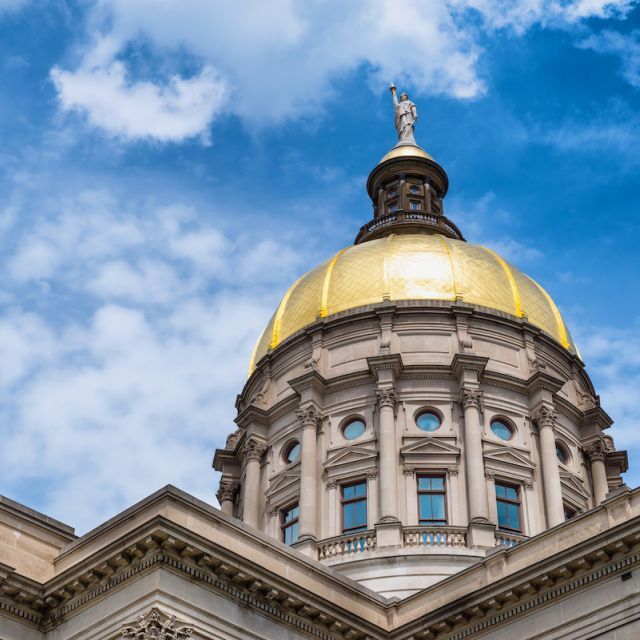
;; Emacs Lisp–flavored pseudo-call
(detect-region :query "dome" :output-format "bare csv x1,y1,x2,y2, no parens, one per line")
249,233,576,373
379,142,434,163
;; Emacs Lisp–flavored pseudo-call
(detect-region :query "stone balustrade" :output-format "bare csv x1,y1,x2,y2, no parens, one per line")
403,526,467,548
317,530,377,560
495,531,528,548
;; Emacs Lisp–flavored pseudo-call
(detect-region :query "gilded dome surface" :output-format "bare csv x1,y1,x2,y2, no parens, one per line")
249,234,576,373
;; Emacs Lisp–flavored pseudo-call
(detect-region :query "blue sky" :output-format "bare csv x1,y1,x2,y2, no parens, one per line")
0,0,639,533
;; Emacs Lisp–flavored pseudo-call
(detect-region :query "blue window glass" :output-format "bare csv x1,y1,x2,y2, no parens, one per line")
491,420,513,441
495,483,521,532
285,442,300,463
410,200,421,210
341,481,367,533
416,411,441,432
409,185,421,194
281,504,299,545
556,444,567,464
417,475,446,525
343,419,365,440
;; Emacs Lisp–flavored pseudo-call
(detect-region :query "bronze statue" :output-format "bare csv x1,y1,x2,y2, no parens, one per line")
390,84,418,144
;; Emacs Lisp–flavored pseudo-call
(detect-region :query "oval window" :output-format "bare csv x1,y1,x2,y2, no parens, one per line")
409,185,420,194
491,420,513,441
284,441,300,463
556,444,568,464
416,411,441,432
343,419,366,440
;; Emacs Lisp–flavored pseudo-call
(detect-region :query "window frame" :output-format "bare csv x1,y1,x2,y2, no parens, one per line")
495,481,522,533
340,480,368,534
280,502,300,545
416,474,447,526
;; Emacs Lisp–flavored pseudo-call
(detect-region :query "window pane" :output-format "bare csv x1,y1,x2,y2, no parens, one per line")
505,486,518,500
354,500,367,527
418,477,430,490
497,499,508,528
291,522,299,543
343,485,355,499
432,495,445,521
354,482,367,497
286,442,301,462
416,411,441,432
507,503,520,530
419,494,432,520
343,503,356,529
495,484,507,498
491,421,512,441
343,420,365,440
430,477,444,490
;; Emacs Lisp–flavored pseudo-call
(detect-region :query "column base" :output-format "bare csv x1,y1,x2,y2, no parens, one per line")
467,520,496,548
293,536,317,558
375,520,403,549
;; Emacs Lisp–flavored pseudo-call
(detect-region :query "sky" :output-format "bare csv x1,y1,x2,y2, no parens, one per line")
0,0,639,534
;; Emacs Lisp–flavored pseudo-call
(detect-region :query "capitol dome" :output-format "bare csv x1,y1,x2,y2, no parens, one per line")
250,233,576,373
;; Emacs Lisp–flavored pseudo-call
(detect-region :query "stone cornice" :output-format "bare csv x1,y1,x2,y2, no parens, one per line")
0,496,76,542
451,354,488,379
367,354,404,378
581,405,614,431
288,370,328,396
234,405,270,430
525,371,564,396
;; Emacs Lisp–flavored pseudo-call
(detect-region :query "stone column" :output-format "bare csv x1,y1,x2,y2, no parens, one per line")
296,405,321,542
242,438,267,529
216,480,238,516
375,388,399,523
460,388,490,523
534,406,565,527
586,440,609,506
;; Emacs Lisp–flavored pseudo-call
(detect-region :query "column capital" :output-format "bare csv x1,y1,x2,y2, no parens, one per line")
244,437,267,461
375,387,397,409
585,439,607,462
460,387,482,410
533,405,557,430
216,480,238,505
296,404,323,429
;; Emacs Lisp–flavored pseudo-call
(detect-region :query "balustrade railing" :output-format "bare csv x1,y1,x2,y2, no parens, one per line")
495,531,527,548
317,530,376,560
403,526,467,548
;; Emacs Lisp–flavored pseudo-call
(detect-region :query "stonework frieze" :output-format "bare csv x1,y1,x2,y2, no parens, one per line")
122,608,193,640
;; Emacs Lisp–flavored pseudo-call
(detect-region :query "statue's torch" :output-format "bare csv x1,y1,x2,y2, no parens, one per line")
389,83,396,95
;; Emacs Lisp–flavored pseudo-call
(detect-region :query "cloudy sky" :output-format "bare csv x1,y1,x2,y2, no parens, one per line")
0,0,639,533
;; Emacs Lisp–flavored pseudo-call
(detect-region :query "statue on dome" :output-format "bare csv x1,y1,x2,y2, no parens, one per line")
390,84,418,144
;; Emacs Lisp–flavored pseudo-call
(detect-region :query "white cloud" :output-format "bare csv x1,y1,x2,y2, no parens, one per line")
0,190,313,531
579,29,640,88
48,0,635,142
51,61,226,143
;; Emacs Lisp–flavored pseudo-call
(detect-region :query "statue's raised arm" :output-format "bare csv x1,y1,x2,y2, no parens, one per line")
389,83,418,145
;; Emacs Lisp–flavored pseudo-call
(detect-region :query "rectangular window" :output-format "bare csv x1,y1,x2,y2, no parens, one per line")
410,200,421,210
388,201,399,212
417,475,446,525
564,504,577,521
281,504,299,545
495,483,522,532
341,481,367,533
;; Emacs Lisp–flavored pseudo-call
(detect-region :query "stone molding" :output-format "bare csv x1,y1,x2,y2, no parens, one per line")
459,388,482,411
296,405,323,429
375,387,397,409
243,438,267,461
121,607,193,639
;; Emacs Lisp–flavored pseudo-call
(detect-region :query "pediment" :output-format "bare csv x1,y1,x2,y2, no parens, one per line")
560,470,590,501
265,466,300,499
324,445,377,469
484,446,535,471
400,438,461,458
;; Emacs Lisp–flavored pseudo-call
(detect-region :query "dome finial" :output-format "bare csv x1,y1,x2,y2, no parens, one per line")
390,83,418,146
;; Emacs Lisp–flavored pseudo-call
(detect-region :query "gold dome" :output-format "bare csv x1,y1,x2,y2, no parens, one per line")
249,234,576,374
379,143,433,163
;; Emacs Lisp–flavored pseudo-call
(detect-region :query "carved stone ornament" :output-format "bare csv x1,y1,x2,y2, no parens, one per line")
225,428,241,450
585,439,607,463
484,470,496,481
533,405,557,430
447,466,459,477
296,405,322,429
523,479,534,491
460,388,482,411
244,438,267,461
375,388,397,409
121,608,193,640
216,480,238,504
